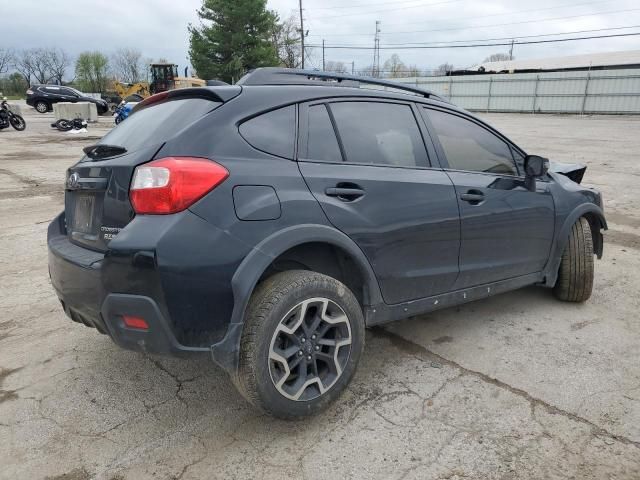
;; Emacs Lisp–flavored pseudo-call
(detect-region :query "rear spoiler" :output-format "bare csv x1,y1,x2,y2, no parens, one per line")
132,86,241,114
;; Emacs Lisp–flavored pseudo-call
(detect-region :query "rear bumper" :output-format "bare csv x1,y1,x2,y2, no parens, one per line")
48,213,210,356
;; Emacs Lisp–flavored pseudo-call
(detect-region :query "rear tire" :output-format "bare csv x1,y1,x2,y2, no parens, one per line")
553,217,594,302
34,101,49,113
237,270,365,419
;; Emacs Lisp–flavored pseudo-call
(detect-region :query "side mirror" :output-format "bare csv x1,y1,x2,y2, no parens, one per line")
525,155,549,177
524,155,549,191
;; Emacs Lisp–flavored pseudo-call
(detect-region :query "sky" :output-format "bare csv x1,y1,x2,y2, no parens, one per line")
2,0,640,76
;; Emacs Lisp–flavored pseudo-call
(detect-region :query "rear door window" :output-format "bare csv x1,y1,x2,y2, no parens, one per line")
96,98,219,154
306,104,342,162
240,105,296,159
328,101,429,168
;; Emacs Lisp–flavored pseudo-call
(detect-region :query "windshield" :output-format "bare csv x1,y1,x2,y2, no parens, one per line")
96,98,219,153
68,87,84,96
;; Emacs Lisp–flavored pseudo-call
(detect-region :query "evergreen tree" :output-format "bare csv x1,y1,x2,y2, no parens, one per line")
189,0,280,83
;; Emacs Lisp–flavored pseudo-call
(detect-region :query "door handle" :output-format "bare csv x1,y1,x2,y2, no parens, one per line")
325,186,365,201
460,190,485,204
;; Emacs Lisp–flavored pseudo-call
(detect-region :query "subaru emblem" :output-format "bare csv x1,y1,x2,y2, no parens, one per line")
67,172,80,189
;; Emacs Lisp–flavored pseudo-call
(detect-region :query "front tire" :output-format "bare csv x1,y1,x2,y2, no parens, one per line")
34,101,49,113
237,270,365,418
553,217,594,302
9,115,26,131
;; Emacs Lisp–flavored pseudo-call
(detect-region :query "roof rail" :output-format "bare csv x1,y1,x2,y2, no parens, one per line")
236,68,447,102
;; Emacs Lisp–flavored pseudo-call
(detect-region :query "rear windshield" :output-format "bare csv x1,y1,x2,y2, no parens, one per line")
98,98,219,153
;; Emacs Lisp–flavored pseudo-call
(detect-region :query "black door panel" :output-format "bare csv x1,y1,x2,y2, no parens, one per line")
446,171,554,288
300,162,460,304
423,107,555,288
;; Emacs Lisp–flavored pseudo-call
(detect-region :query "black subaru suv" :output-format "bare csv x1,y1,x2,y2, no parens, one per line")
48,68,606,418
27,85,109,115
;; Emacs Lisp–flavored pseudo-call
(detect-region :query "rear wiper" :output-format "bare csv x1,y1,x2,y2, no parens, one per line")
83,144,127,160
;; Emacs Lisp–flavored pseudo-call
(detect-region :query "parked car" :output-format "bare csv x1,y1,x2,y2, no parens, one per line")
26,85,109,115
47,68,606,418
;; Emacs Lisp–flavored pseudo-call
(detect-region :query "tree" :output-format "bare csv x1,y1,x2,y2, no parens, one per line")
45,48,70,84
112,48,144,83
272,15,301,69
14,49,36,85
382,54,407,78
325,60,347,73
0,48,13,75
0,72,28,96
483,53,512,63
188,0,280,83
75,51,110,93
434,63,454,76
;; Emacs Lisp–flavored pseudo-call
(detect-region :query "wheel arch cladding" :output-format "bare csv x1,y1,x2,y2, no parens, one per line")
543,204,606,287
210,224,383,375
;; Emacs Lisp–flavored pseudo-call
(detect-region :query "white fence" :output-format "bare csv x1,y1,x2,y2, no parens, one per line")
395,68,640,114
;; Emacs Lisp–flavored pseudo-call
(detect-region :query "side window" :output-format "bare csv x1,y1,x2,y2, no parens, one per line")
60,87,78,97
239,105,296,159
426,108,518,176
329,102,429,168
45,87,61,94
306,104,342,162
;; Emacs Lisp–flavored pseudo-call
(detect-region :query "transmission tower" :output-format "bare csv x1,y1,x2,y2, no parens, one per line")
372,20,381,77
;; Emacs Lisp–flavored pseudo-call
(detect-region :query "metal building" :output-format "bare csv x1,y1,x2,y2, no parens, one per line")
395,50,640,114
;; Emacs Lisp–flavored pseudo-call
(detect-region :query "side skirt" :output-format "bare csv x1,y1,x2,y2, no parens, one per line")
365,272,542,326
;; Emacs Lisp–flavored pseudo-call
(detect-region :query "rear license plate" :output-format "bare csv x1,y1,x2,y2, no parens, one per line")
72,194,96,234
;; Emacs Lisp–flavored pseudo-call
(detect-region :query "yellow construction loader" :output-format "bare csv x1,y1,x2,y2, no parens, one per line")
109,63,206,109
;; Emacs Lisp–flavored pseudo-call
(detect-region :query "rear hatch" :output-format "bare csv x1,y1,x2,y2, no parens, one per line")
65,94,226,251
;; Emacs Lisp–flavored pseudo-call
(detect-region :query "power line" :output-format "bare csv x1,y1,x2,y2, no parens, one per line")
307,31,640,50
307,7,640,37
310,0,463,19
315,25,640,47
357,0,614,29
305,0,451,11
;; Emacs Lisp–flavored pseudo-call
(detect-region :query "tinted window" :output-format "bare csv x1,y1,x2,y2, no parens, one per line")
427,109,517,176
240,105,296,159
330,102,428,168
44,86,61,94
306,104,342,162
97,98,219,153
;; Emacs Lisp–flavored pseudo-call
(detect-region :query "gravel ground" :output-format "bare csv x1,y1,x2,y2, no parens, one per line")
1,103,639,480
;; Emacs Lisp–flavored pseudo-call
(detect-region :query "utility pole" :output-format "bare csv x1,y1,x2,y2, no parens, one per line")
372,20,381,77
299,0,305,69
509,39,515,60
352,61,355,74
322,39,325,71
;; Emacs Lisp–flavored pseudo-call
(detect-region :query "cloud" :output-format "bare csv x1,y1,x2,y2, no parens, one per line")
3,0,639,76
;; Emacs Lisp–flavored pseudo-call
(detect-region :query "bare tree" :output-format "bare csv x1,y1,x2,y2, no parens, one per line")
0,48,13,75
483,53,512,63
382,54,409,78
13,49,35,85
112,48,144,83
434,63,454,76
325,60,347,73
273,15,301,69
45,48,70,84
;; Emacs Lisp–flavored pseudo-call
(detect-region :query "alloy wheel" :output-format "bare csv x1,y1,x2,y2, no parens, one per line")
268,297,352,401
35,102,47,113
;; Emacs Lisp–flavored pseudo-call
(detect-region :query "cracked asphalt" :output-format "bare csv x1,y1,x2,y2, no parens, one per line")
1,104,639,479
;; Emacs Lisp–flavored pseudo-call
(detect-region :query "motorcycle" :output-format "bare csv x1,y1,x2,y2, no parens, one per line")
113,100,138,125
50,118,88,132
0,97,27,131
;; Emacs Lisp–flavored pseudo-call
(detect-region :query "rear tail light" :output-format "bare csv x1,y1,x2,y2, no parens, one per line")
26,89,34,95
130,157,228,214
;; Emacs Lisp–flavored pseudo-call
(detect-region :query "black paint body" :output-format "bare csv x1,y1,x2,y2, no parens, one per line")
47,79,606,375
